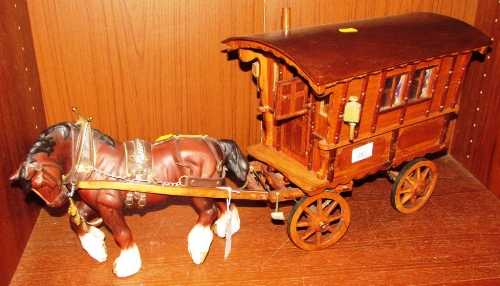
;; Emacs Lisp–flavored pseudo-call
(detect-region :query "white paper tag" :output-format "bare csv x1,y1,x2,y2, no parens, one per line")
224,213,232,260
217,186,240,260
351,142,373,163
224,188,232,260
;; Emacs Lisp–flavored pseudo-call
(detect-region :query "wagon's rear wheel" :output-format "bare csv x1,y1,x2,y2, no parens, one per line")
287,192,350,251
391,158,438,214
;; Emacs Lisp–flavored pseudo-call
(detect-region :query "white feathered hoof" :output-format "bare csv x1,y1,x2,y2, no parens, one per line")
79,226,108,262
188,224,214,264
213,205,241,238
113,243,142,277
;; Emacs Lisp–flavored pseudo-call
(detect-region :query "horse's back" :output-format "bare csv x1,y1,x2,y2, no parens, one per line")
152,136,222,179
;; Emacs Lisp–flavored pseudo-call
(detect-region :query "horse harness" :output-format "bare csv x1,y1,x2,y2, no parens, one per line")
123,139,151,207
24,114,227,208
122,135,226,207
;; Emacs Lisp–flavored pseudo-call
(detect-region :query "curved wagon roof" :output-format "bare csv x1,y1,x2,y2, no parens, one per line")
222,12,491,95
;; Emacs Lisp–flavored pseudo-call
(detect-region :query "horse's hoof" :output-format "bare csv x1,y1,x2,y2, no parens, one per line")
79,226,107,262
194,251,208,265
213,206,241,238
188,225,213,264
189,251,208,265
113,243,142,277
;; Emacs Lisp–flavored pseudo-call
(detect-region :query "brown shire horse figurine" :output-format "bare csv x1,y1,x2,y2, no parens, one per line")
10,114,248,277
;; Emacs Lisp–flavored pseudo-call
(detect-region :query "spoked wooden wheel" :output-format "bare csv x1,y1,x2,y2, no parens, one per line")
391,158,438,214
287,192,350,251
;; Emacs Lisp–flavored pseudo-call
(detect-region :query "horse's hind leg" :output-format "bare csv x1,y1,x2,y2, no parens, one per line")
212,201,240,238
70,200,107,262
188,197,218,264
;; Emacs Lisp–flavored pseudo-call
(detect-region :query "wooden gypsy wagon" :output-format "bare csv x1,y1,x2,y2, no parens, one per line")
222,12,491,250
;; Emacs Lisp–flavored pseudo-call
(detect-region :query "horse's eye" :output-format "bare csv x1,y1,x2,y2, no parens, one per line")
42,182,46,187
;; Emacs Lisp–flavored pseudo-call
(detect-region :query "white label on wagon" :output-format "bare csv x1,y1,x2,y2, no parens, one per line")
351,142,373,163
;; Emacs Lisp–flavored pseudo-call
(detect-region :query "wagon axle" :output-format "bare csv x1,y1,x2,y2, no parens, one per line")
315,219,330,233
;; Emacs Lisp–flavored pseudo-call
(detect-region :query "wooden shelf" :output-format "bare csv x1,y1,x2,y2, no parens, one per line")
11,155,500,285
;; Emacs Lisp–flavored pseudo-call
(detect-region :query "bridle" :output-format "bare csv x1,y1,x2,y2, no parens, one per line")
19,160,69,207
20,161,63,187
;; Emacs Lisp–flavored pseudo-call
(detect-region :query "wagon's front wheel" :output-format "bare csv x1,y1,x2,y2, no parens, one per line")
391,158,438,214
287,192,350,251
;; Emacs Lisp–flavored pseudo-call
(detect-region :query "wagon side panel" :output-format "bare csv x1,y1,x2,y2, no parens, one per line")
331,132,394,185
317,53,475,184
392,116,450,167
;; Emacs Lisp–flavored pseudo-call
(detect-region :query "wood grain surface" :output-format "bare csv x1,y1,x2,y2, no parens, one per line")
0,0,46,285
26,0,478,148
11,155,500,285
450,0,500,197
3,1,499,284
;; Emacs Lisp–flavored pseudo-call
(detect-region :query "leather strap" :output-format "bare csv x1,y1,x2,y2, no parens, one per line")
124,139,153,181
174,135,226,188
63,120,95,186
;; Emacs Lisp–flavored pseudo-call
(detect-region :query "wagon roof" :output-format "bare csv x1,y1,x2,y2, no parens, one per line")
222,12,491,95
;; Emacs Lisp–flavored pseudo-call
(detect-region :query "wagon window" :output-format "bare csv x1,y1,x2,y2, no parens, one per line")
381,73,408,110
409,67,434,101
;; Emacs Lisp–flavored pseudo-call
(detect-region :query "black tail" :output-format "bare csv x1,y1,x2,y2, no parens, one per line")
218,139,249,183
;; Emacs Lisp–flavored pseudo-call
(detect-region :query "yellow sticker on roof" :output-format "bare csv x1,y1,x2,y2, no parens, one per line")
339,28,358,33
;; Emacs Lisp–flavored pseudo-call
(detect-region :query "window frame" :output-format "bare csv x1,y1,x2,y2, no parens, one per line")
380,65,436,113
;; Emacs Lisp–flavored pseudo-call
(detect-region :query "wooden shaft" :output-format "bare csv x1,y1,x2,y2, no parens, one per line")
78,180,269,200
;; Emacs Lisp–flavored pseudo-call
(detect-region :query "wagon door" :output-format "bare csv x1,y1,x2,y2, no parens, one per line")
275,77,310,165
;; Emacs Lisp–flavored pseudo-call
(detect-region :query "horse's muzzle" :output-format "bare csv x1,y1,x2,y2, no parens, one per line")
19,177,33,195
11,165,33,195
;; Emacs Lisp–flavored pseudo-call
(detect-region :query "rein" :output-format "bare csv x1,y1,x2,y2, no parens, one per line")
20,161,63,187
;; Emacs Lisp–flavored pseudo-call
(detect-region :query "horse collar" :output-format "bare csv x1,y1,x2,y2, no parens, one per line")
64,120,96,189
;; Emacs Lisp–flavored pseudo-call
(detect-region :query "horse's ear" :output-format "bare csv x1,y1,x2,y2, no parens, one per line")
10,167,20,181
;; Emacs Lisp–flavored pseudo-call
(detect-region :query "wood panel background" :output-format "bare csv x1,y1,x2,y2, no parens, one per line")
27,0,264,148
2,0,499,284
26,0,479,149
450,0,500,197
0,1,46,285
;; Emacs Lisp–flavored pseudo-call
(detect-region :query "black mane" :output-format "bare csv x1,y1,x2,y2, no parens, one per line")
27,122,116,163
27,122,72,162
73,124,116,148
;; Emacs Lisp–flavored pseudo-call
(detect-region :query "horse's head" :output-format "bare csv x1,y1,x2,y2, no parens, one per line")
10,122,73,207
11,116,115,206
10,153,68,207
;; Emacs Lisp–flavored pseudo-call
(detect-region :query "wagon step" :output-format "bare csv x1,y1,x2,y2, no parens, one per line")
248,143,329,195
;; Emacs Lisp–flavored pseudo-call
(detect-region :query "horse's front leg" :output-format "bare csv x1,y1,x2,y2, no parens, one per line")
97,195,141,277
69,199,107,262
188,197,218,264
212,201,240,238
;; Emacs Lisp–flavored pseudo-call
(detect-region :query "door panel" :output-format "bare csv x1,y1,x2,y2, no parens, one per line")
275,77,308,121
275,77,310,165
